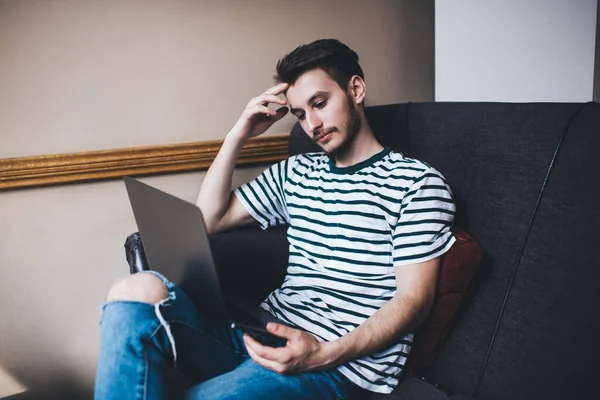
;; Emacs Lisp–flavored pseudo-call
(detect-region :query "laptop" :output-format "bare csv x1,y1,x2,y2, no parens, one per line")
124,176,288,346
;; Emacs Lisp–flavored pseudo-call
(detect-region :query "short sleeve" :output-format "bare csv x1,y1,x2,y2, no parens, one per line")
233,156,294,230
392,168,456,266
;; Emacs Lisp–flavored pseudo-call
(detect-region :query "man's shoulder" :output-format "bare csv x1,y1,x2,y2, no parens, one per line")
294,151,328,162
379,151,452,191
381,150,433,175
288,152,329,171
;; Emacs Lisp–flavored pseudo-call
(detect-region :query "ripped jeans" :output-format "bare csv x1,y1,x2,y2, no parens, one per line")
94,271,357,400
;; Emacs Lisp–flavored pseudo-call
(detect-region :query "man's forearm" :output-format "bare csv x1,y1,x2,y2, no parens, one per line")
196,83,289,233
320,294,432,369
196,133,244,233
243,286,437,375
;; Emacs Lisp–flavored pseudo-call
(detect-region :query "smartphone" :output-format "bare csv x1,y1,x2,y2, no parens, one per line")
230,321,288,348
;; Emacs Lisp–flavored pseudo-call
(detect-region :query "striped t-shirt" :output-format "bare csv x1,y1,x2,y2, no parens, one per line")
234,147,456,393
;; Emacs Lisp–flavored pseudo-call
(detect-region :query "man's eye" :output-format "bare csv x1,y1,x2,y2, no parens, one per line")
297,113,305,121
314,101,326,109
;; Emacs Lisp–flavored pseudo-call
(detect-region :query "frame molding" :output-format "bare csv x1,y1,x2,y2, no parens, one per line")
0,134,289,190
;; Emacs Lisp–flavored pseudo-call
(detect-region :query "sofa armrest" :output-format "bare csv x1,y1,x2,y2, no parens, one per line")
124,232,149,274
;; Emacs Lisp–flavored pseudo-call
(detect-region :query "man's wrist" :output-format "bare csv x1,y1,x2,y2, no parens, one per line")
223,129,247,152
318,339,346,369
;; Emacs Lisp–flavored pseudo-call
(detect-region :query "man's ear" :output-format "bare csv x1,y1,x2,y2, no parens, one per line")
348,75,367,105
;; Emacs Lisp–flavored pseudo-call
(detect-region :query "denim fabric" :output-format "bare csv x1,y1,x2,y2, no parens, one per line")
94,271,357,400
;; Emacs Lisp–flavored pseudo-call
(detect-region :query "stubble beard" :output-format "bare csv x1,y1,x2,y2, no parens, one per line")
322,93,362,159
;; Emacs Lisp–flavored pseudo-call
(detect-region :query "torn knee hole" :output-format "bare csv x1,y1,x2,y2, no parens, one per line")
106,273,169,303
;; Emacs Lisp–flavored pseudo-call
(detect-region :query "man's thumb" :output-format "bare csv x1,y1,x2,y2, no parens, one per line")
267,322,293,338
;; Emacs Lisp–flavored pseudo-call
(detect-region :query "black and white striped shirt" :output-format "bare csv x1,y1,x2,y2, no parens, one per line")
234,147,456,393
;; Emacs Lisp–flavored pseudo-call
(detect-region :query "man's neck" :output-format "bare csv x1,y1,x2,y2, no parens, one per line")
333,124,384,168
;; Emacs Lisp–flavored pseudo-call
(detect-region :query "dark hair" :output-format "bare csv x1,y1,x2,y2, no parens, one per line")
274,39,364,90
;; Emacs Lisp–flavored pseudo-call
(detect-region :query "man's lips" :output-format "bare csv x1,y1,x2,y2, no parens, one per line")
313,129,336,143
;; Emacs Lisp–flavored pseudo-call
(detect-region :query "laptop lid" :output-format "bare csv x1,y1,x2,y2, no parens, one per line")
124,176,228,321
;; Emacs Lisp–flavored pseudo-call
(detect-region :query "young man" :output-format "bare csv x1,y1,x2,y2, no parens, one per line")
95,39,455,399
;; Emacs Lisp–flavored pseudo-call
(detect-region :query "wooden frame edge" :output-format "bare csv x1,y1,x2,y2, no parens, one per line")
0,134,289,190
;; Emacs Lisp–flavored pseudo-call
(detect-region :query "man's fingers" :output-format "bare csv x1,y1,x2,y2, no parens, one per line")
243,333,288,363
245,335,279,361
266,322,301,340
245,344,288,374
264,82,289,96
247,105,277,117
251,94,287,107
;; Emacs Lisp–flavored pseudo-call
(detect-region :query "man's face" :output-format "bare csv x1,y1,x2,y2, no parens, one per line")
285,68,361,157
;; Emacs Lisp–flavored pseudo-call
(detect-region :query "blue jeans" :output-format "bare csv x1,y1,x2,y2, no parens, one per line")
94,272,357,400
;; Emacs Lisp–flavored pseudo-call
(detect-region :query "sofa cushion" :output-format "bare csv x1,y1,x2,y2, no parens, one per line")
407,228,484,374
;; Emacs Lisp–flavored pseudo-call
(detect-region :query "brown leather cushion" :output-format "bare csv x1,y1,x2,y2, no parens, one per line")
406,228,484,374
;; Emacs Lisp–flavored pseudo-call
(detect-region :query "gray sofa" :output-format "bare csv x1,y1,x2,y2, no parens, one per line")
126,101,600,400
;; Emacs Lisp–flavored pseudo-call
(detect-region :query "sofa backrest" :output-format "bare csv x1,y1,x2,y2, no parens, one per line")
407,102,600,400
289,102,600,400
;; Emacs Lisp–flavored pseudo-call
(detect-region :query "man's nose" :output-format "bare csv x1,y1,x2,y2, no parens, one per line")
305,112,323,134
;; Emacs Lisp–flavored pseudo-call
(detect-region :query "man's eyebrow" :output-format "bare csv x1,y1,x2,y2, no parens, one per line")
290,91,329,114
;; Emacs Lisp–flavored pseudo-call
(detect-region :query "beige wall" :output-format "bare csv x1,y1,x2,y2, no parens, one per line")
0,0,433,398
